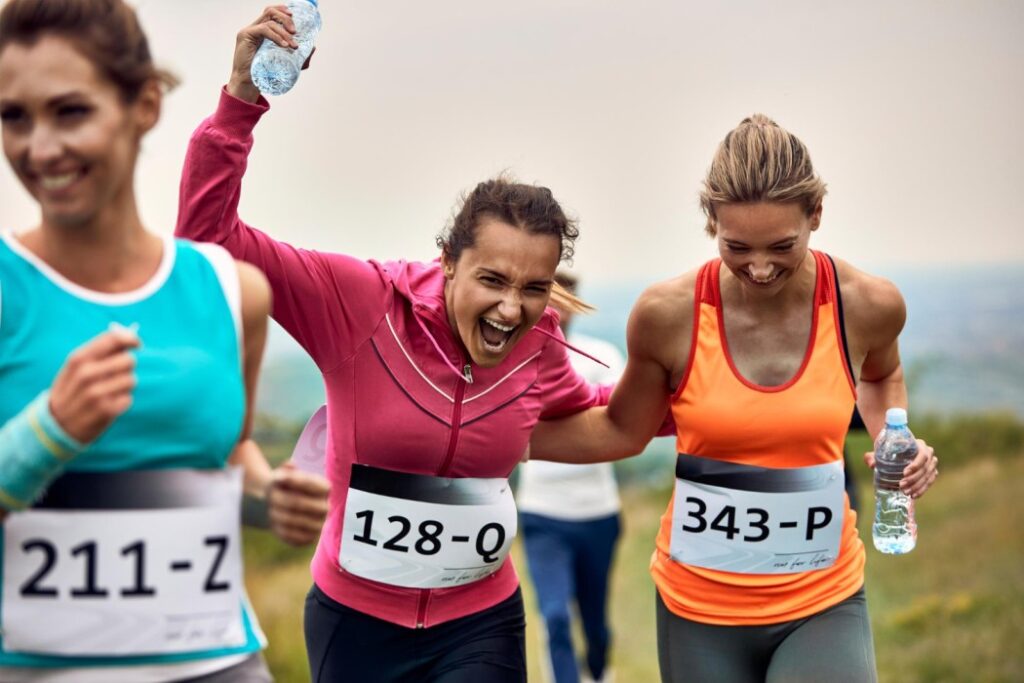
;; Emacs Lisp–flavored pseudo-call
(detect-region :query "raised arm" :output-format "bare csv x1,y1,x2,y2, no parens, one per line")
176,7,388,370
530,283,681,463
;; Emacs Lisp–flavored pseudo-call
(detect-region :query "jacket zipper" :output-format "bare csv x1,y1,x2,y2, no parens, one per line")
437,364,470,477
417,363,471,628
415,590,429,629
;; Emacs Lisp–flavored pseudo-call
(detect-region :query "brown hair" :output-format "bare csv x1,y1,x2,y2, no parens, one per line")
699,114,826,236
0,0,178,101
437,174,580,264
437,175,592,314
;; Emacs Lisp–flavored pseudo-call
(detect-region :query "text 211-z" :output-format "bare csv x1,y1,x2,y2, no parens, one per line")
18,536,232,598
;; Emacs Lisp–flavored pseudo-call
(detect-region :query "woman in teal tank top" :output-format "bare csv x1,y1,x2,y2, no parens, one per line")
0,1,328,680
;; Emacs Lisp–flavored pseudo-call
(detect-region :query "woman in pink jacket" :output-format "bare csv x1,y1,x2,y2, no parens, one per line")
176,7,606,682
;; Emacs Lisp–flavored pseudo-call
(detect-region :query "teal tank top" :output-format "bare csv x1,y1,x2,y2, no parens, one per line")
0,232,263,669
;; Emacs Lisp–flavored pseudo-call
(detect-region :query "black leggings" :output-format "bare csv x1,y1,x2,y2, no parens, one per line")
656,588,877,683
304,584,526,683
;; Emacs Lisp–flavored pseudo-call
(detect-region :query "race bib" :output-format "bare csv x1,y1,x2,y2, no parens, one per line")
669,453,845,574
1,468,246,656
339,465,516,588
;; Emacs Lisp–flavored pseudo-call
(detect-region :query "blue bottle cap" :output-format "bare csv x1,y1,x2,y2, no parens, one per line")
885,407,908,426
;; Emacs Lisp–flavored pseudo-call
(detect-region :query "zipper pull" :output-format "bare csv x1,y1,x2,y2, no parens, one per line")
462,364,474,384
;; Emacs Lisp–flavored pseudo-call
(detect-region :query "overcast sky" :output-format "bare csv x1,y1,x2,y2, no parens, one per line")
2,0,1022,282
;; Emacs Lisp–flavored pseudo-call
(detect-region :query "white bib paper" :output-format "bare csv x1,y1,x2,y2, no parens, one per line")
339,465,516,588
670,455,845,574
1,468,246,656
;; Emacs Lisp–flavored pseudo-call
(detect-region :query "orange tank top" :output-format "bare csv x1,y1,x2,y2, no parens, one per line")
651,250,864,625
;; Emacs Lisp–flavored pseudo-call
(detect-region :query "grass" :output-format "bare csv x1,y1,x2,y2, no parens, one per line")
244,420,1024,682
864,456,1024,683
242,537,316,683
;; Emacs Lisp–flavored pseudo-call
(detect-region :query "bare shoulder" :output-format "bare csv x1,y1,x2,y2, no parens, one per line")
631,271,697,335
832,256,906,345
627,269,700,382
237,260,271,324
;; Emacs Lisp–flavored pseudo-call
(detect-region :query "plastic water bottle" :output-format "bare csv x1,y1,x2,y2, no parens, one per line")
250,0,321,96
872,408,918,554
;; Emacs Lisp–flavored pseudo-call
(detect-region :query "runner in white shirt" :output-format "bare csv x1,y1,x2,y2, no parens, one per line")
517,272,624,683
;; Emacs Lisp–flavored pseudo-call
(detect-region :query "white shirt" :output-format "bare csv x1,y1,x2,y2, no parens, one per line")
517,333,625,521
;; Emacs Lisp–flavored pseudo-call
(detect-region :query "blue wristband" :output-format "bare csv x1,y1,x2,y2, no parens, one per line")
0,392,87,510
31,392,86,458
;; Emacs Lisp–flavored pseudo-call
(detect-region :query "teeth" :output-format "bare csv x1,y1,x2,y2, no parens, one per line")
483,337,508,351
482,318,516,333
39,172,79,190
749,271,780,284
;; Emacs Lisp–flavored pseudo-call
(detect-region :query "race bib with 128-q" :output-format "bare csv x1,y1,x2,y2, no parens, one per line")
339,464,516,588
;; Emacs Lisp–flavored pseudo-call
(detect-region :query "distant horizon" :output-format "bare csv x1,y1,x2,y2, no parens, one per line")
264,259,1024,358
257,263,1024,420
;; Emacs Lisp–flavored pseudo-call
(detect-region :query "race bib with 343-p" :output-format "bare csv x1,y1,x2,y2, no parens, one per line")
670,453,845,574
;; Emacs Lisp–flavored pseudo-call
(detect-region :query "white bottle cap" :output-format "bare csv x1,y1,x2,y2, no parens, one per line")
885,407,908,426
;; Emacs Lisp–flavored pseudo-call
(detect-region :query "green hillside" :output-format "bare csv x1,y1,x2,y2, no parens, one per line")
243,414,1024,682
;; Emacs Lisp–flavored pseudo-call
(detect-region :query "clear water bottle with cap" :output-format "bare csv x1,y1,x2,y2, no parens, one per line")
250,0,321,96
872,407,918,554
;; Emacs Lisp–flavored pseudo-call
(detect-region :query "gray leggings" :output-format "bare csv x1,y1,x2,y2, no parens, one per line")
656,588,877,683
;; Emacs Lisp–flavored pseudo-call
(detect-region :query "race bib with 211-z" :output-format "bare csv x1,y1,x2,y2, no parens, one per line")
1,468,246,656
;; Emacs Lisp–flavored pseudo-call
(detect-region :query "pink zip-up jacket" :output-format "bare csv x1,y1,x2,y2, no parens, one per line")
176,90,604,628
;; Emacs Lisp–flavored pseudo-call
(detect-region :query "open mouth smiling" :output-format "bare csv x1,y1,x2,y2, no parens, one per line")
479,317,518,352
31,167,87,194
743,269,783,287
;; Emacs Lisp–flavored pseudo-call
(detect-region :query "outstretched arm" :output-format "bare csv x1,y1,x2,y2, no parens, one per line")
530,286,678,463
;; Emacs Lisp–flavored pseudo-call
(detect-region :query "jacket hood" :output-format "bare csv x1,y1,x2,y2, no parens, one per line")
376,258,449,324
374,257,608,379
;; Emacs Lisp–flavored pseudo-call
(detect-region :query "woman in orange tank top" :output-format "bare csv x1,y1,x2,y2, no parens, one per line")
531,115,939,682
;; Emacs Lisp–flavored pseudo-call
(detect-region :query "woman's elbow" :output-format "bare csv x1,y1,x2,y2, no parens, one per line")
611,433,650,461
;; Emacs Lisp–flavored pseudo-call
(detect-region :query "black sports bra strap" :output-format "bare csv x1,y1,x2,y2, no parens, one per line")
826,254,855,382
